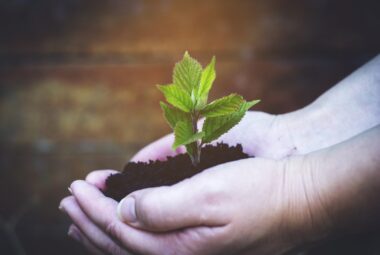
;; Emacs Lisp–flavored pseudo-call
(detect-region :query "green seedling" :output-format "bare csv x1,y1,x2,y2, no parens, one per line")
158,52,260,166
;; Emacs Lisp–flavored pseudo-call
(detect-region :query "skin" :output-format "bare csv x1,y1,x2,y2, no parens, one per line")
60,55,380,254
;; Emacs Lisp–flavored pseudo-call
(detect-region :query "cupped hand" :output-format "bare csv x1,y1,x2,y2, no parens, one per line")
131,111,298,163
60,156,324,255
59,110,325,254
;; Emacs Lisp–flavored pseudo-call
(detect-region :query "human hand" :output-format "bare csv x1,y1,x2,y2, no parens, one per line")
60,156,328,255
132,111,299,162
57,111,313,254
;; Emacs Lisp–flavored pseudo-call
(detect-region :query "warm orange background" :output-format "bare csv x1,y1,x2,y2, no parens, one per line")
0,1,379,254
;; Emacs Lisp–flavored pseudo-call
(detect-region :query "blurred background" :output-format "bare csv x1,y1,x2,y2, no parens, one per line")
0,0,379,254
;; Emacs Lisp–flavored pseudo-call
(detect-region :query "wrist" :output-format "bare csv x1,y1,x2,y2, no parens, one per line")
301,128,380,238
278,154,334,248
280,102,330,154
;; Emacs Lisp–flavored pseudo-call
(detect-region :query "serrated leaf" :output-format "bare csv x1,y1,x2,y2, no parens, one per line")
173,51,202,94
202,100,259,143
202,114,243,144
196,56,216,107
245,99,260,109
173,121,204,149
200,93,244,117
157,84,193,112
160,102,190,129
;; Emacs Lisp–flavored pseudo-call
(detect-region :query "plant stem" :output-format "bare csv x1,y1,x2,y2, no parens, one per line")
190,112,201,166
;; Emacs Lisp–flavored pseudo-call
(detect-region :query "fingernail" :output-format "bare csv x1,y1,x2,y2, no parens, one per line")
58,201,66,212
68,227,81,242
117,197,137,223
68,187,72,194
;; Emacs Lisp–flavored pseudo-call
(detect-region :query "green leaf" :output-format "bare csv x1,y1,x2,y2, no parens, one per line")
185,144,195,158
160,102,190,129
200,93,244,117
157,84,193,112
202,100,259,143
244,99,261,109
196,56,216,107
173,121,204,149
173,51,202,94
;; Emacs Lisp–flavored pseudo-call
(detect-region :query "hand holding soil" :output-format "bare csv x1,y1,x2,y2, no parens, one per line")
60,125,380,255
60,55,380,254
60,156,317,255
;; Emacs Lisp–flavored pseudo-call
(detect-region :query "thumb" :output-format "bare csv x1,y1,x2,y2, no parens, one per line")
116,178,229,232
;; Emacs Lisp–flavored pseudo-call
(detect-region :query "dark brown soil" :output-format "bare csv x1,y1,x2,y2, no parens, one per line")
103,143,250,201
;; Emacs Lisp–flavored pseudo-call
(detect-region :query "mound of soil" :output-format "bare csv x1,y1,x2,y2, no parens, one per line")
103,143,250,201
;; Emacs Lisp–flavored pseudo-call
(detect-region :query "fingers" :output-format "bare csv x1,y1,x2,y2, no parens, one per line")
85,169,119,190
68,225,105,255
130,134,185,162
65,178,233,254
117,175,230,232
60,196,129,255
69,180,167,254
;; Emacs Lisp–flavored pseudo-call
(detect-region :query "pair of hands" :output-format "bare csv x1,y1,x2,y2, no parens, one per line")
59,55,380,254
59,111,325,255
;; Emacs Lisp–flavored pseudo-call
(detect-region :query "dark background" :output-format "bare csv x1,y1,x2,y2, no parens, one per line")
0,0,379,254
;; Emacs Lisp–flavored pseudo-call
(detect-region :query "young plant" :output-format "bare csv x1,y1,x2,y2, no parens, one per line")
158,52,260,166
